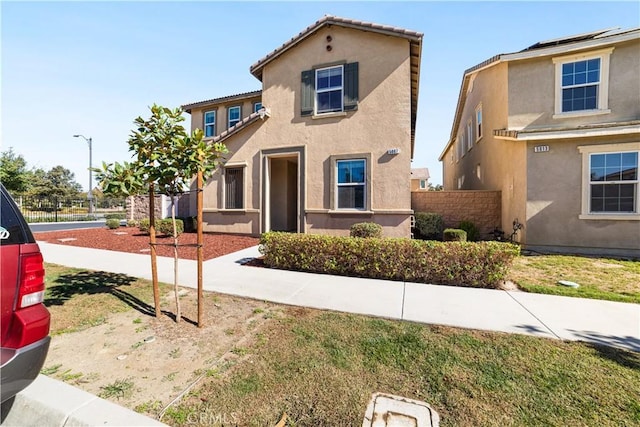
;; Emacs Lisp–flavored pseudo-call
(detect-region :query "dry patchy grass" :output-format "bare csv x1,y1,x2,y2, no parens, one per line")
508,254,640,303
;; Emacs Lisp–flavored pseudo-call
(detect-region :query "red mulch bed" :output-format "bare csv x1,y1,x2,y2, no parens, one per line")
33,227,260,261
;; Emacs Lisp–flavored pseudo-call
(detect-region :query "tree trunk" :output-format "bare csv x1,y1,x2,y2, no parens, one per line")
197,171,204,328
170,194,181,323
149,185,161,317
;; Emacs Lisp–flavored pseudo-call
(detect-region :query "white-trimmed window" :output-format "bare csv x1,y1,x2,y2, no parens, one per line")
224,166,244,209
253,102,263,113
467,119,473,151
336,159,365,209
228,106,241,129
578,143,639,220
419,179,427,190
204,111,216,138
553,48,612,116
316,65,343,114
475,104,483,141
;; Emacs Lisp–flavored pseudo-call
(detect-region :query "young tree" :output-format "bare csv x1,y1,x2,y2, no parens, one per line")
94,104,227,324
0,148,31,194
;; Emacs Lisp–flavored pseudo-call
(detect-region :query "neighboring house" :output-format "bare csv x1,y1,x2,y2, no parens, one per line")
411,167,430,191
439,28,640,257
183,15,422,238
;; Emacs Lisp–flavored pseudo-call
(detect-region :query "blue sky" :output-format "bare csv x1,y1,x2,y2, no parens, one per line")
2,1,639,189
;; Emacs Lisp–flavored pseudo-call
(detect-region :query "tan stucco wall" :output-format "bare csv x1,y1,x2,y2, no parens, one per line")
442,62,527,241
508,39,640,130
525,134,640,256
190,25,415,237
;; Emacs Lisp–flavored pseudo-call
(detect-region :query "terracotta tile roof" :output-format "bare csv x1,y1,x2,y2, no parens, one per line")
182,90,262,113
249,14,423,80
411,168,430,180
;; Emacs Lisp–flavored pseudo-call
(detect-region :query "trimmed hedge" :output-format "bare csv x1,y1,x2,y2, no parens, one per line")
137,218,183,236
350,222,383,238
106,219,121,229
104,213,126,220
443,228,467,242
259,232,520,289
458,220,480,241
157,218,183,236
414,212,444,240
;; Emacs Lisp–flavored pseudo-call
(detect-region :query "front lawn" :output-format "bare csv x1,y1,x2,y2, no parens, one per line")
164,308,640,426
508,254,640,304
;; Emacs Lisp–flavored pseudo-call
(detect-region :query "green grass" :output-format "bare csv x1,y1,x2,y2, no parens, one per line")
508,254,640,303
99,378,135,400
165,308,640,427
44,263,170,334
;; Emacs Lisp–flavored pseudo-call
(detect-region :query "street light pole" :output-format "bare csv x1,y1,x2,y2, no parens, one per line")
73,134,93,215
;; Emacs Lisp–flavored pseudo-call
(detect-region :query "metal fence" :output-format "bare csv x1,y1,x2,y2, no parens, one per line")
14,195,126,223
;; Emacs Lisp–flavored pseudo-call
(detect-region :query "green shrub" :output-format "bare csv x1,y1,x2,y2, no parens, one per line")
458,220,480,241
157,219,183,237
180,216,197,233
259,232,520,289
414,212,444,240
138,218,150,234
350,222,383,238
106,219,121,229
126,219,138,228
443,228,467,242
104,213,126,220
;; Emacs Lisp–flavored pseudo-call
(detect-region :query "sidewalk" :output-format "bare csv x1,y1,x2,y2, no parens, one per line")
39,242,640,353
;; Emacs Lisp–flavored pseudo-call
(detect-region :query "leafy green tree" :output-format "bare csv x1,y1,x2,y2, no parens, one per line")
26,166,83,198
94,104,227,324
0,147,31,194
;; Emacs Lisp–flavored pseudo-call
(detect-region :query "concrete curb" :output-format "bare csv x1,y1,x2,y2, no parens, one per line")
1,375,167,427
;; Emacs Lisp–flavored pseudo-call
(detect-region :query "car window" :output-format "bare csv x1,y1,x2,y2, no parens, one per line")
1,190,28,245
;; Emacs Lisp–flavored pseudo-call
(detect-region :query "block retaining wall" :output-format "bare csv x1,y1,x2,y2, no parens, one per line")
411,190,501,239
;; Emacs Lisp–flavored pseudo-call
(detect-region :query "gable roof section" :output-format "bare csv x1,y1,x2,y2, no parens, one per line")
182,90,262,114
249,15,423,155
411,168,430,180
439,27,640,160
208,108,270,145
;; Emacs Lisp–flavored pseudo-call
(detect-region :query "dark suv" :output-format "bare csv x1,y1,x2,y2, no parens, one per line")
0,184,50,403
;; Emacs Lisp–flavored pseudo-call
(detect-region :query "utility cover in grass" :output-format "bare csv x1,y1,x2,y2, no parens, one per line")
362,392,440,427
558,280,580,288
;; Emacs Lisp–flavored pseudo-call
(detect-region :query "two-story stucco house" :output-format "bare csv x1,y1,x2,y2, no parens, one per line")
182,15,422,238
439,28,640,257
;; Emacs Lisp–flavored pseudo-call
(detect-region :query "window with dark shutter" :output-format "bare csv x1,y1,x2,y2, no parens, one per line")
225,167,244,209
301,62,358,116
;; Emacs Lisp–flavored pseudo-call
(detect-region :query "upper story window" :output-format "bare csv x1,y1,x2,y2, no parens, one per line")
475,104,483,141
228,106,241,129
253,102,263,113
316,66,343,113
466,119,473,151
553,48,613,117
337,159,365,209
419,179,427,190
204,111,216,138
301,62,358,116
578,142,639,220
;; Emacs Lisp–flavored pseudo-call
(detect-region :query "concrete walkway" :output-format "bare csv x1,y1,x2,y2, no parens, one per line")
38,242,640,353
4,242,637,426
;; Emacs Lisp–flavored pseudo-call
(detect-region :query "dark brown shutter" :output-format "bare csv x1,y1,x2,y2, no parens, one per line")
344,62,359,111
301,69,314,116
